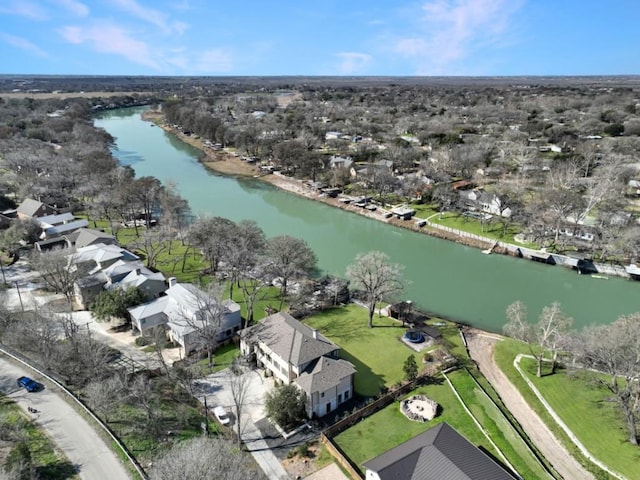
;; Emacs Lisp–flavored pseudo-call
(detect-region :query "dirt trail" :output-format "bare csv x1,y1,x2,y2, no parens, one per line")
465,330,594,480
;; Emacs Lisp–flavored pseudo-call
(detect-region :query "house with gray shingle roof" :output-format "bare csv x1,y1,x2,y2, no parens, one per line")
16,198,56,219
240,312,355,418
363,422,517,480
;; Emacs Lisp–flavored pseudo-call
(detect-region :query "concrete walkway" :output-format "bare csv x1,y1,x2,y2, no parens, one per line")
197,368,290,480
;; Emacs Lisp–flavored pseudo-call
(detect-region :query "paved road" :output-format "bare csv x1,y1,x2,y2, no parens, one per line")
466,330,594,480
0,355,131,480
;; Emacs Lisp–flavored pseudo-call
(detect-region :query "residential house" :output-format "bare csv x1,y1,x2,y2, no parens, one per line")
16,198,56,219
240,312,355,418
363,422,517,480
104,262,166,300
35,212,74,229
71,243,141,308
128,279,241,355
329,155,353,170
41,219,90,240
460,189,511,217
70,228,117,249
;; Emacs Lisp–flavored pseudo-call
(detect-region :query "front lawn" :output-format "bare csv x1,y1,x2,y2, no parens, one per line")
304,305,424,396
333,376,493,470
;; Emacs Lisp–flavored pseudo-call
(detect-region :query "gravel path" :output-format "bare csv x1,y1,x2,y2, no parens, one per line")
465,330,594,480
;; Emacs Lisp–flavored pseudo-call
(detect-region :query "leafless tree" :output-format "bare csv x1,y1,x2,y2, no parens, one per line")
30,248,84,306
571,313,640,445
129,228,171,269
264,235,316,304
150,436,262,480
85,374,127,423
177,283,227,367
503,301,573,377
227,358,251,446
346,251,405,328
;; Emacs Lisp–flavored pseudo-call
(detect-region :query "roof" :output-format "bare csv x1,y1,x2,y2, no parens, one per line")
116,269,165,290
294,356,355,395
242,312,337,367
128,296,170,322
73,228,117,248
44,219,89,236
36,212,74,228
73,243,139,266
363,423,517,480
17,198,54,217
129,282,239,325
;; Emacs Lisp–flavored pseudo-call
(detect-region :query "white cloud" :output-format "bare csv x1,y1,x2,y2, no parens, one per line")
59,22,159,69
110,0,187,35
392,0,524,74
335,52,373,75
0,0,49,20
50,0,89,17
0,33,49,57
195,48,234,73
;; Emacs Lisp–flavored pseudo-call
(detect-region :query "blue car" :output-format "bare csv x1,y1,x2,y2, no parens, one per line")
17,376,42,392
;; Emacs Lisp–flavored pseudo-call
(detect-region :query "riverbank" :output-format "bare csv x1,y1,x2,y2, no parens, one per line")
142,110,500,253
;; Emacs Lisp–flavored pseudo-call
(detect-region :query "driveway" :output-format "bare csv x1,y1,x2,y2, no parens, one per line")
0,355,131,480
197,367,290,480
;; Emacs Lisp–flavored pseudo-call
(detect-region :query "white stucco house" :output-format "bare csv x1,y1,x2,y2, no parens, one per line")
128,278,241,355
240,312,355,418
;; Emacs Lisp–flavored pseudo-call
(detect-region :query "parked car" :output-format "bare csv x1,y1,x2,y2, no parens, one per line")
17,376,42,392
212,406,230,425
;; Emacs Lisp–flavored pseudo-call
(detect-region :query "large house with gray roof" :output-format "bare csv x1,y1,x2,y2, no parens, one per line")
363,422,517,480
240,312,355,418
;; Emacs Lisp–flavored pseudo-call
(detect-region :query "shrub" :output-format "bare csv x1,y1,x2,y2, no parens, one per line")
135,336,152,346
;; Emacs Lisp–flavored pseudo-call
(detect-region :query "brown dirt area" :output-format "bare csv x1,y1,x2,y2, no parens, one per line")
465,329,595,480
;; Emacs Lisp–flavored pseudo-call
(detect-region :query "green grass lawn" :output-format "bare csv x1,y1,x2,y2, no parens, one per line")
304,305,425,396
446,369,552,480
333,375,494,471
0,396,76,479
494,339,636,480
520,357,640,480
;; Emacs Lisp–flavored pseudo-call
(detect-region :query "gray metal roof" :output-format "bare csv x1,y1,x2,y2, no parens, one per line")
363,422,517,480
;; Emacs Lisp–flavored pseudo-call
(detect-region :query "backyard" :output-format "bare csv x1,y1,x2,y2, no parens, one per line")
304,304,449,396
333,373,494,472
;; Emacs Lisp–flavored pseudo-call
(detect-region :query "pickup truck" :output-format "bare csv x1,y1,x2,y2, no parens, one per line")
17,376,43,392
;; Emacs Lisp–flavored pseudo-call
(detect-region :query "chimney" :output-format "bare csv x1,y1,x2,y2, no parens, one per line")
168,277,177,288
312,329,318,340
135,268,141,275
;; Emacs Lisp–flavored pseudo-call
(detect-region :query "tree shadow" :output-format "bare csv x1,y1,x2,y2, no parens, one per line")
36,460,79,479
339,349,385,398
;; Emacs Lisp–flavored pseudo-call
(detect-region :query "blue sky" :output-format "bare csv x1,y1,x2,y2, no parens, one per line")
1,0,639,76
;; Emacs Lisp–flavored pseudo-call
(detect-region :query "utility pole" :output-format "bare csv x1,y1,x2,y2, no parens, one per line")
15,282,24,312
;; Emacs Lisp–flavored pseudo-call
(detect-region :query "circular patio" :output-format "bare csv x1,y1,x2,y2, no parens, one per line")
400,395,438,422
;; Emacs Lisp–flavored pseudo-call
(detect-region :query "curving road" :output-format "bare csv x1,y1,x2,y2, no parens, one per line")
0,355,131,480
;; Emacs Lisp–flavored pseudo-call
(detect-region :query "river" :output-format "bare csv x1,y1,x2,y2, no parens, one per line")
94,107,640,332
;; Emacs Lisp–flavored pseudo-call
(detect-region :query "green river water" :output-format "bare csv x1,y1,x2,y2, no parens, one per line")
95,107,640,332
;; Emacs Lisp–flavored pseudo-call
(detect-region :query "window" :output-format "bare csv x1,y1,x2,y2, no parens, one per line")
320,392,324,398
225,329,232,337
344,390,349,400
